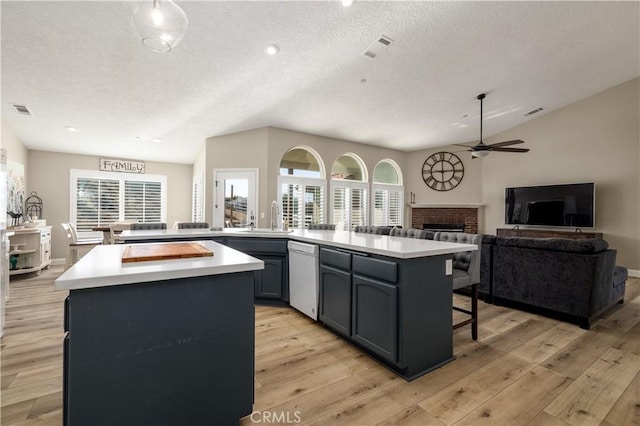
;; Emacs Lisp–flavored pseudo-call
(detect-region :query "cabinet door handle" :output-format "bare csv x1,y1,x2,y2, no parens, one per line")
336,248,369,257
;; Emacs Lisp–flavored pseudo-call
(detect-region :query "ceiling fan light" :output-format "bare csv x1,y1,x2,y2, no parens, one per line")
472,150,490,158
132,0,188,53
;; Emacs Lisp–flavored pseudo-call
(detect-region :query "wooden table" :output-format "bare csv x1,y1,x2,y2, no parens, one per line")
92,225,131,245
91,226,112,245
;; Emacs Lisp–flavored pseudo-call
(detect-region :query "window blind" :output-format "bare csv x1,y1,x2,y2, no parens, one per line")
332,186,349,231
75,178,120,231
124,180,162,223
71,170,166,231
278,176,326,229
331,183,368,231
372,184,403,227
192,174,204,222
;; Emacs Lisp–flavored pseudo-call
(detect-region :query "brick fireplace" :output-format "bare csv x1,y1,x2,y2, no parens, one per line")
410,205,481,234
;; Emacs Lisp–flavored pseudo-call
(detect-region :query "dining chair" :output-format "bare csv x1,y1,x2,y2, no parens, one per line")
61,223,103,270
177,222,209,229
388,227,433,239
109,223,132,244
433,232,482,340
130,223,167,230
307,224,336,230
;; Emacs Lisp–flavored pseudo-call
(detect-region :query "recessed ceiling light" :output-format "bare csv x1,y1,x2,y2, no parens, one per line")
65,126,78,132
135,136,142,141
265,44,279,55
360,79,367,84
342,0,354,7
153,138,162,143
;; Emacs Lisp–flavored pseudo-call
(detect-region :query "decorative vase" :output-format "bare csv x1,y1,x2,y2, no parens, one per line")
10,254,18,270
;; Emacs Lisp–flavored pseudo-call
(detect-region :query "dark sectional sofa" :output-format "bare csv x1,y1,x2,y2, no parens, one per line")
480,236,626,329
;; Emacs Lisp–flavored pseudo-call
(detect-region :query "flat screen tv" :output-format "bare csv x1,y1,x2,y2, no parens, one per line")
505,182,595,228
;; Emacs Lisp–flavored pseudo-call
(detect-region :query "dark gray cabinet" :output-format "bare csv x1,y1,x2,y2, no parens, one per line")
224,238,288,302
319,246,455,381
257,256,285,299
319,265,351,336
352,275,398,362
63,273,256,425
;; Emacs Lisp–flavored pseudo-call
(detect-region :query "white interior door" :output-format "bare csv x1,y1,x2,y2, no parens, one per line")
213,169,258,228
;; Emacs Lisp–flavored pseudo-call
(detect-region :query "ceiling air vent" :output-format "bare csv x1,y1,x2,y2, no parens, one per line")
363,35,393,59
524,107,544,117
11,104,31,116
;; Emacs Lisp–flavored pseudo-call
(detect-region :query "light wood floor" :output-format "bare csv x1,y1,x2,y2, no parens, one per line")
1,266,638,425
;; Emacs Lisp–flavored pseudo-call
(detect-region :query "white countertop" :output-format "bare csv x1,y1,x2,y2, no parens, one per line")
54,240,264,291
118,229,478,259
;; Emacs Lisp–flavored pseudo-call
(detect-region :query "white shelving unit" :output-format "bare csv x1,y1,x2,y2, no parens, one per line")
8,226,51,278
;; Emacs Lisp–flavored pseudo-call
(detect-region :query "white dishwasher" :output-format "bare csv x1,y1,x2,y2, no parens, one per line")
288,241,319,320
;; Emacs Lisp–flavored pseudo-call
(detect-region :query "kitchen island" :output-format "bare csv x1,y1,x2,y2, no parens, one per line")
118,229,478,380
55,240,263,426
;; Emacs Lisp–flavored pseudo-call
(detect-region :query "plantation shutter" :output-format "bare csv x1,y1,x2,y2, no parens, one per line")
281,182,302,229
388,189,401,226
278,176,326,230
304,185,323,227
373,189,386,226
75,178,120,231
350,187,367,228
332,186,349,231
373,187,402,226
124,180,163,223
192,175,204,222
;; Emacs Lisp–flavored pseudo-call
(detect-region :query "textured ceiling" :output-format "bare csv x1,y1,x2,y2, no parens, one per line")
1,1,638,164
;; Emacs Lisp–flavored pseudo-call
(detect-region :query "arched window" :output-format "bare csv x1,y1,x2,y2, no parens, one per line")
330,153,368,230
372,159,404,227
277,147,326,229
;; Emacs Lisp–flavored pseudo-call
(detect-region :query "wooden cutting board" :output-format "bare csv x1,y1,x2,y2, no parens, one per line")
122,243,213,263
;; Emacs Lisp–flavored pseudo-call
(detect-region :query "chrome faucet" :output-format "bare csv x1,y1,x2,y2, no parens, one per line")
270,201,279,231
249,211,255,230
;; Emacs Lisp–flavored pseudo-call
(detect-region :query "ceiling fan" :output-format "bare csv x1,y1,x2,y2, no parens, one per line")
456,93,530,158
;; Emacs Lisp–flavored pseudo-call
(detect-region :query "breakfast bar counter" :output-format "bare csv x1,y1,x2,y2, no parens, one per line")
55,241,263,425
117,228,476,259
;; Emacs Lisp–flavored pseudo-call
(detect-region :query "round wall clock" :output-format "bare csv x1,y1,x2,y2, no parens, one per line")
422,152,464,191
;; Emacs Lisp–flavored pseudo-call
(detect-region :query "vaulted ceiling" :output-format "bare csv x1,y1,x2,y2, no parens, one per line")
2,1,638,164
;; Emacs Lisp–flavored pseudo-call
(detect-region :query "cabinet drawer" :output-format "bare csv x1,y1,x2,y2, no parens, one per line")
320,248,351,270
225,238,287,254
353,256,397,283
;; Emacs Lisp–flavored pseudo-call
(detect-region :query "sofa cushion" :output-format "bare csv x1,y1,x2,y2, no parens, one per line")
496,237,608,253
481,234,497,245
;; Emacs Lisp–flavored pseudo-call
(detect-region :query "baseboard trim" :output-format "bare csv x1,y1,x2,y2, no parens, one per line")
628,269,640,278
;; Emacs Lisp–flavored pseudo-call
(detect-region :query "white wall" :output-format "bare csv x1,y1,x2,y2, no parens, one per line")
204,128,269,227
266,127,408,220
481,78,639,269
1,118,28,165
27,150,193,260
203,127,408,228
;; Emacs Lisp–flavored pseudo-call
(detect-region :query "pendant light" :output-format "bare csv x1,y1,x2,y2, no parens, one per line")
132,0,188,53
